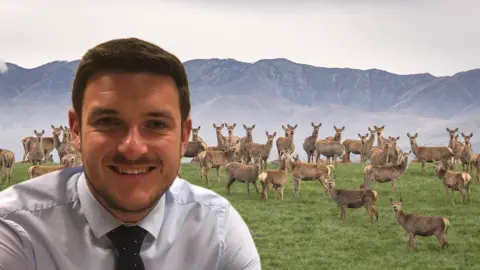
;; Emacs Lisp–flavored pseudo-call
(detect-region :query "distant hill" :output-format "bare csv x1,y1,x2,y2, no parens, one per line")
1,58,479,161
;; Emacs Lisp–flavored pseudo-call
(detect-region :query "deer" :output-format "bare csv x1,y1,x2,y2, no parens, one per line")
61,153,83,168
237,124,255,164
190,126,204,142
28,130,46,165
51,125,64,158
390,198,450,253
258,151,289,201
224,122,241,145
446,128,464,169
197,138,237,186
282,151,335,197
276,124,297,161
373,125,387,146
213,123,228,150
302,122,321,163
314,138,345,166
361,151,411,193
432,160,472,205
473,154,480,184
21,130,55,163
386,136,402,165
245,131,277,171
343,133,365,163
325,176,379,224
28,165,66,179
325,126,344,142
184,141,208,158
458,132,474,174
225,158,262,195
0,149,15,187
360,127,376,163
369,140,391,165
406,132,455,173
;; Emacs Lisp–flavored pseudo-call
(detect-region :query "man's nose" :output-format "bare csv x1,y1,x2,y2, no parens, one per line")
117,127,148,160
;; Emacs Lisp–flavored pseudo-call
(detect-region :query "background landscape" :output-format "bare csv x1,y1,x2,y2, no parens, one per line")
1,58,479,162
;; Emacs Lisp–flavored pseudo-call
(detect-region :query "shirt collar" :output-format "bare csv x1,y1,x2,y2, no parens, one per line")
77,173,166,240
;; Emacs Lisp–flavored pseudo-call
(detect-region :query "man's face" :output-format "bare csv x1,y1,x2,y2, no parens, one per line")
69,72,191,220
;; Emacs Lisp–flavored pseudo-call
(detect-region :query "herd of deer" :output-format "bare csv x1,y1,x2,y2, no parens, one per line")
183,122,478,253
0,122,477,253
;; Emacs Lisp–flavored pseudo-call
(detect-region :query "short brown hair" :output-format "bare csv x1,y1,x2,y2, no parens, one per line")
72,37,191,122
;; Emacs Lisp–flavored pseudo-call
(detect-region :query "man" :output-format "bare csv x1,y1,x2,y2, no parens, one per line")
0,38,261,270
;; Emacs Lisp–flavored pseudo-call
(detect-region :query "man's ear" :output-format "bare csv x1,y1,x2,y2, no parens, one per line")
181,117,192,156
68,108,81,152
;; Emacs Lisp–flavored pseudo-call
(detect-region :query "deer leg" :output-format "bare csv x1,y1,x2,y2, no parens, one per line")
216,167,221,184
246,181,250,194
364,204,373,224
341,205,347,223
280,185,285,201
294,177,300,197
421,161,426,173
226,178,235,195
252,181,259,194
451,189,455,206
409,233,416,252
458,188,465,204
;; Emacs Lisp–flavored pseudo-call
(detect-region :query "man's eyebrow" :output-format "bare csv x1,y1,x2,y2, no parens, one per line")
143,110,175,119
89,108,119,118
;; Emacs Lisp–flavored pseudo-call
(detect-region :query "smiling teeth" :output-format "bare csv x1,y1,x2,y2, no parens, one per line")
115,167,149,175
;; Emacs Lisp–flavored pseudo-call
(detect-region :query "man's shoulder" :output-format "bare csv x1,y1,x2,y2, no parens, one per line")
168,177,232,208
0,167,84,217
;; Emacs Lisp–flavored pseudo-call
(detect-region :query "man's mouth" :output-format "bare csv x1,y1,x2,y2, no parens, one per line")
108,166,156,175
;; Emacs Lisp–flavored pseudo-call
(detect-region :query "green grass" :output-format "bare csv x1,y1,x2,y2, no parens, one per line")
3,162,480,269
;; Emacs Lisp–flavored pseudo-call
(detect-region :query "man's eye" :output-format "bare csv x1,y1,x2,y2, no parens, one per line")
95,118,121,127
146,121,167,130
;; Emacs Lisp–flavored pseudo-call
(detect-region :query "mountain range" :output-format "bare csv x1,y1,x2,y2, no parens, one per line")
1,58,479,162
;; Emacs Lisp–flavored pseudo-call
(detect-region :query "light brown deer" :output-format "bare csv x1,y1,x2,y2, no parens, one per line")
325,177,379,224
213,123,228,150
0,149,15,186
361,151,411,193
61,153,83,168
373,125,387,146
446,128,463,168
191,126,204,142
314,138,345,166
258,152,288,201
197,138,237,186
225,158,261,195
369,140,391,165
28,165,66,179
390,198,450,253
358,133,369,162
361,127,376,162
458,132,474,174
432,160,471,205
302,122,321,163
51,125,64,158
276,124,297,160
283,151,335,197
245,131,277,170
387,136,402,164
28,130,45,165
238,124,255,164
343,132,366,163
473,154,480,184
224,122,241,145
21,131,55,163
326,126,345,142
184,141,208,158
406,133,455,173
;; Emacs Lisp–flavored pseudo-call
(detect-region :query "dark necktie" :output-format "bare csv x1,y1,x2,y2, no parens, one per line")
107,225,148,270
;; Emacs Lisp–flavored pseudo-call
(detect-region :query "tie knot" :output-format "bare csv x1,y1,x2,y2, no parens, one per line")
107,225,147,254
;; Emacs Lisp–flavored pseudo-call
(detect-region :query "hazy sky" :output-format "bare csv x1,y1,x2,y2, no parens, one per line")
1,0,478,76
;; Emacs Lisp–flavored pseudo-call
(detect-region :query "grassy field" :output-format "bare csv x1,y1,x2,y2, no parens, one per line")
2,162,480,269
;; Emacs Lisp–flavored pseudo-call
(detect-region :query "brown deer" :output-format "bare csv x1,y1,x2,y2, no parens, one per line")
213,123,228,150
237,124,255,164
406,133,455,173
21,130,55,163
369,140,391,165
28,130,45,165
361,151,411,193
224,122,241,145
314,138,345,166
325,177,379,224
283,151,335,197
191,126,204,142
258,151,288,201
432,160,471,205
225,158,261,195
373,125,387,146
390,198,450,253
326,126,345,142
61,153,83,168
0,149,15,186
245,131,277,170
343,132,365,163
302,122,321,163
28,165,66,179
361,127,376,163
458,132,474,174
197,138,237,186
446,128,463,168
276,124,297,160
